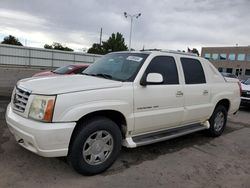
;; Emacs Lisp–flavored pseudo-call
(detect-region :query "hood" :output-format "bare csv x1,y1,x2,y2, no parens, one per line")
241,83,250,91
17,75,123,95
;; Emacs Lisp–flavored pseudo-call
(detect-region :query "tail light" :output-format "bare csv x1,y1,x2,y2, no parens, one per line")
237,81,242,96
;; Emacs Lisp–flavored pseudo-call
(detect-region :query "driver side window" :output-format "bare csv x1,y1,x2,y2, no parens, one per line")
145,56,179,85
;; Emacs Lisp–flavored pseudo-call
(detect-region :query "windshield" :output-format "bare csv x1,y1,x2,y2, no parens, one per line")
83,52,149,81
244,78,250,85
53,65,75,74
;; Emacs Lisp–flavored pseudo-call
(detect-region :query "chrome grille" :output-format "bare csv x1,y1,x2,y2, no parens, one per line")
13,87,31,113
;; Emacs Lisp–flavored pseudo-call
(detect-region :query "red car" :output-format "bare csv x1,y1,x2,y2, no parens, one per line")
33,64,89,77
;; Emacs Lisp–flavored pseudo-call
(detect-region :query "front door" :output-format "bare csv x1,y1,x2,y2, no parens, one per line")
133,56,184,135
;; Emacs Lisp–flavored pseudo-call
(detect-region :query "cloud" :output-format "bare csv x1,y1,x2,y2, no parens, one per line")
0,0,249,52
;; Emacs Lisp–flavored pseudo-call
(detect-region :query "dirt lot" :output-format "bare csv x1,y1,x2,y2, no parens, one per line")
0,96,250,188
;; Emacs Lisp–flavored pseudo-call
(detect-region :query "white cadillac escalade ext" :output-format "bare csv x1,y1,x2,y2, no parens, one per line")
6,50,241,175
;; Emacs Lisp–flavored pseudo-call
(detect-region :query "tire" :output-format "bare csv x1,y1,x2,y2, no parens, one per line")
68,117,122,175
207,105,227,137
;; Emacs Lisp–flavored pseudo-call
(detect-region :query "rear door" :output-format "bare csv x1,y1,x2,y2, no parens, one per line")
133,56,184,134
180,57,211,124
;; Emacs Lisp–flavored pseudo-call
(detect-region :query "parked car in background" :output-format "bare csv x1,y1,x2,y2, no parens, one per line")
241,78,250,107
221,72,238,79
33,64,89,77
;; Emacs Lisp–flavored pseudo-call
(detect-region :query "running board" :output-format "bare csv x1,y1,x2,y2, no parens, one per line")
132,124,207,147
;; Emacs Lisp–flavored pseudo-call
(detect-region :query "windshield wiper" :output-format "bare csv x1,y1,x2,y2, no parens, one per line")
81,72,113,79
81,72,94,76
94,73,112,79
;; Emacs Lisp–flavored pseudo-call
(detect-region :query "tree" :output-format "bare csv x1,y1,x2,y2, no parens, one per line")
102,32,128,54
187,47,200,56
191,48,200,56
87,43,104,54
87,32,128,55
1,35,23,46
44,42,73,51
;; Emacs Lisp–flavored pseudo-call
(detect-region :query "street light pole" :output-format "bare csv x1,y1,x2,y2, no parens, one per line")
129,17,133,51
124,12,141,51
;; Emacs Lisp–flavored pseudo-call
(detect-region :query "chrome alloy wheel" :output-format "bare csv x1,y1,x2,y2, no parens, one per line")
214,111,225,132
83,130,114,165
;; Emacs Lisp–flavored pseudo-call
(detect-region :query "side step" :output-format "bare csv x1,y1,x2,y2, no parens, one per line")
132,124,207,147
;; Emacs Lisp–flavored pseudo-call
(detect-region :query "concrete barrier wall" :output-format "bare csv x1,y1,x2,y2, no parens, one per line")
0,44,102,67
0,44,103,96
0,66,51,96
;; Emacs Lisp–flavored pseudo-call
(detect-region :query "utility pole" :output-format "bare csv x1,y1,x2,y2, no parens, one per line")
100,27,102,45
124,12,141,51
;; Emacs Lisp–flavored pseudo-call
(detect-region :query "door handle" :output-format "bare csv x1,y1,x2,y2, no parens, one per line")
203,90,209,95
176,91,184,97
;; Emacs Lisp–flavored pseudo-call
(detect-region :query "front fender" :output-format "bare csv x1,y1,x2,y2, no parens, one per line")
55,100,131,121
52,87,134,131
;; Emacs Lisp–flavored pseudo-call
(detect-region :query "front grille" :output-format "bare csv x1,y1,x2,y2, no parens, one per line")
13,87,31,113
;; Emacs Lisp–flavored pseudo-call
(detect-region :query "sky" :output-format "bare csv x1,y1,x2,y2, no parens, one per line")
0,0,249,53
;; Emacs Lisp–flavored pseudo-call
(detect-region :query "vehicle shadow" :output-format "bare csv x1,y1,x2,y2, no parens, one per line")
103,123,243,175
239,106,250,112
53,122,242,176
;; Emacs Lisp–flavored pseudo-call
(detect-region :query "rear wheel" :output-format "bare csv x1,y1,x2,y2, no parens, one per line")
68,117,122,175
207,105,227,137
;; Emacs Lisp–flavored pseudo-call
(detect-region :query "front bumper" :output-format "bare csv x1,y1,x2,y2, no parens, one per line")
5,104,76,157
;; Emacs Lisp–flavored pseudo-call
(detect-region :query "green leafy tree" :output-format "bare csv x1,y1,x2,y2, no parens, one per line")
87,43,104,54
44,42,73,51
1,35,23,46
102,32,128,54
44,44,53,49
88,32,128,55
191,48,200,56
188,47,200,56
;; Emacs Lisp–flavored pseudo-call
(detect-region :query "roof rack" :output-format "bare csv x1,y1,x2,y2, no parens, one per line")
140,49,198,57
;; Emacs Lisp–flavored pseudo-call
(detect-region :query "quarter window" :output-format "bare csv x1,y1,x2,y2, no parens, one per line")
181,58,206,84
145,56,179,85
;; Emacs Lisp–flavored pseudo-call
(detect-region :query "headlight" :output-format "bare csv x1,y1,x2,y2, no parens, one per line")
28,95,56,122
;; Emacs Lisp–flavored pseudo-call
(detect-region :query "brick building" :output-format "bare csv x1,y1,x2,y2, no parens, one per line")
201,46,250,79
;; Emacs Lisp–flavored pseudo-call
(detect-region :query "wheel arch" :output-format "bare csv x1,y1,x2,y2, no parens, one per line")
215,99,230,112
68,110,127,155
209,99,230,119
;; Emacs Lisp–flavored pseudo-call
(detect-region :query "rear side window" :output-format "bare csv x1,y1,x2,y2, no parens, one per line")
181,58,206,84
145,56,179,84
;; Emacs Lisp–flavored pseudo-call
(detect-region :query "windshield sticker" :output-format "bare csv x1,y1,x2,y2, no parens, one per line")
127,56,143,62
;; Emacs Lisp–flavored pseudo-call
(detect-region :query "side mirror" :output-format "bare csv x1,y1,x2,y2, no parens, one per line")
140,73,163,86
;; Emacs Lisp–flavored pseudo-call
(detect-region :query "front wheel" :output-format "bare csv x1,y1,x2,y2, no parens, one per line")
207,105,227,137
68,117,122,175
